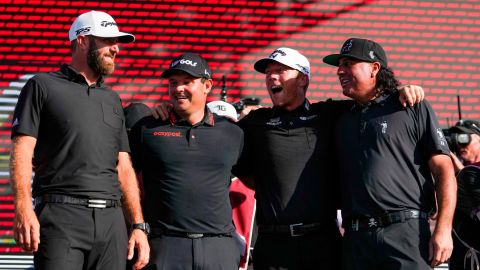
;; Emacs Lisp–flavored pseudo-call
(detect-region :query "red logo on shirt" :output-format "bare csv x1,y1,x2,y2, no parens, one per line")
153,131,182,137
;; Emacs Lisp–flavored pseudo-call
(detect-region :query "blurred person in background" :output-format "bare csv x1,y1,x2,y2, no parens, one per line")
208,100,257,270
447,120,480,270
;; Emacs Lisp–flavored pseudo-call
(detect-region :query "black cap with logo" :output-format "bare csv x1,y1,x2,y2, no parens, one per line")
323,38,388,68
161,52,212,79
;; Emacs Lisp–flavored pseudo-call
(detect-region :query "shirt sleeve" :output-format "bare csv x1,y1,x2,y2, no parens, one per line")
128,119,143,173
417,100,450,157
111,96,130,153
119,121,130,153
11,76,46,138
232,114,254,179
323,98,354,119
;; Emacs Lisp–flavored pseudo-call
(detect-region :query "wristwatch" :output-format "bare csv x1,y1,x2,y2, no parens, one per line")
132,222,150,235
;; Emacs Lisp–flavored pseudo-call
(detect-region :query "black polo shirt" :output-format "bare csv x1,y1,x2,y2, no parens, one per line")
12,64,129,200
335,92,450,218
234,99,351,225
129,107,244,234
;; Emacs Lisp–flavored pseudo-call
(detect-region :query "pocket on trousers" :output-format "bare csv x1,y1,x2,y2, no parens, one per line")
35,238,70,269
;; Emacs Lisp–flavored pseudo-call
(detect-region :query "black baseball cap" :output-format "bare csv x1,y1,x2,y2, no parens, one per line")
449,120,480,136
161,52,212,79
323,38,388,68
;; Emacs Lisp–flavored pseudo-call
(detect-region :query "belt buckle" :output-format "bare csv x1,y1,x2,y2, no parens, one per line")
289,223,303,237
368,217,379,228
87,199,107,208
33,197,42,207
351,219,359,231
187,233,204,239
409,210,419,219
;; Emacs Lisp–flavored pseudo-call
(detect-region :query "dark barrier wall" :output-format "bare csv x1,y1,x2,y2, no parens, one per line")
0,0,479,253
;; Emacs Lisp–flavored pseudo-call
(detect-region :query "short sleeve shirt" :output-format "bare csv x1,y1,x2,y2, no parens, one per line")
335,92,450,218
12,64,129,199
129,108,244,234
235,99,351,225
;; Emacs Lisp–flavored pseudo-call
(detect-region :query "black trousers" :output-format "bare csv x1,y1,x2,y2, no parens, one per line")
149,234,242,270
342,218,431,270
33,203,128,270
253,223,342,270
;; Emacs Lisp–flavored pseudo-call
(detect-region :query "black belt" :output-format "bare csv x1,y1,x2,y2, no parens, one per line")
34,194,121,209
346,210,429,231
150,228,232,239
258,222,324,237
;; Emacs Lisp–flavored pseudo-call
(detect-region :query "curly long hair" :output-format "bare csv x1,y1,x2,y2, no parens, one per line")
376,66,401,94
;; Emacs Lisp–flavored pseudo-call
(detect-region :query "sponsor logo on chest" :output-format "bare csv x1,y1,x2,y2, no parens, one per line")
152,131,182,137
266,117,282,126
266,114,317,126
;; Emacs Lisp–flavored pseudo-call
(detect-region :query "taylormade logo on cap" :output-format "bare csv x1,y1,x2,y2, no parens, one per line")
254,47,311,80
69,10,135,43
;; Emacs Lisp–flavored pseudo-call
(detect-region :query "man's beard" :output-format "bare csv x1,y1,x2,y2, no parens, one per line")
87,38,115,76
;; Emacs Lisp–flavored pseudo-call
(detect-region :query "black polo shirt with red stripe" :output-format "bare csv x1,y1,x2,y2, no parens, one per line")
12,64,129,200
129,107,244,234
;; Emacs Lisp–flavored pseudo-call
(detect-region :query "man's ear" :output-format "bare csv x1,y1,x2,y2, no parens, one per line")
372,62,381,77
75,35,89,51
299,73,308,90
204,79,213,95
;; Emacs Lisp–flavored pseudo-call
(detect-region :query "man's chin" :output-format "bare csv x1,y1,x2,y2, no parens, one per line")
271,95,287,106
99,65,115,76
272,100,285,108
342,89,354,99
173,103,190,112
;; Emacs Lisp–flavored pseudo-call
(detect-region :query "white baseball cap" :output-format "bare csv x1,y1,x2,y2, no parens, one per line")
254,47,311,80
207,101,238,121
69,10,135,43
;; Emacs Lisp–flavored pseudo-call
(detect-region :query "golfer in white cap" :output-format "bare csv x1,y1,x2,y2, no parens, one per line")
10,10,149,270
233,47,426,270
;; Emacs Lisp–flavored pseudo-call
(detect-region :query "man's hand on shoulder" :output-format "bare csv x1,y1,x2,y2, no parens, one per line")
239,105,262,120
152,103,172,121
398,85,425,107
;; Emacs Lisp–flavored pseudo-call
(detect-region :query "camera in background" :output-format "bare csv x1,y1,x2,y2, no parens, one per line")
443,120,480,152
